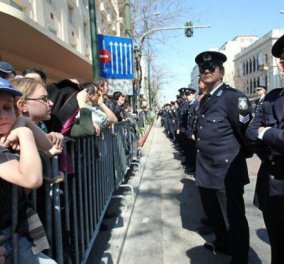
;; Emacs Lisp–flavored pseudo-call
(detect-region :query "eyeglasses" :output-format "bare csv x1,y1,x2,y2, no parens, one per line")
199,64,218,74
25,95,50,104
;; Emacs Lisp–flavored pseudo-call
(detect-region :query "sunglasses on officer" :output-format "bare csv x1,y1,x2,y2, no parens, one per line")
198,63,219,74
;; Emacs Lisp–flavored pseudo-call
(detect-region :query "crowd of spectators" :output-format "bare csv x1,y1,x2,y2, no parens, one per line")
0,61,145,263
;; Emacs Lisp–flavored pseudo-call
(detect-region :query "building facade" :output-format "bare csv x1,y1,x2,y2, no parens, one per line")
0,0,126,82
234,29,284,97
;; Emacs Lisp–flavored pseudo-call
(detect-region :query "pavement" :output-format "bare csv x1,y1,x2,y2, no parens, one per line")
87,120,270,264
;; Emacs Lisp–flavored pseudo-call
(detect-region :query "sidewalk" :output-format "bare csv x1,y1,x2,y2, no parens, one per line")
88,120,270,264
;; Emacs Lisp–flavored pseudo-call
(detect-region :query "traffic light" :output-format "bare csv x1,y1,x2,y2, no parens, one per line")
185,21,193,38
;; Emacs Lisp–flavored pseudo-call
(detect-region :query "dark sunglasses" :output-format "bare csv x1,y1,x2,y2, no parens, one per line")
199,64,218,74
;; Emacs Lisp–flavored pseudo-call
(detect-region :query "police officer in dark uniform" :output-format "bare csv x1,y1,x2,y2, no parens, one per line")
184,88,198,172
194,51,252,264
246,34,284,264
176,88,192,164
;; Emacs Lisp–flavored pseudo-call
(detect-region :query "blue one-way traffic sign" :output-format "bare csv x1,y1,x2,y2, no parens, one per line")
97,34,134,80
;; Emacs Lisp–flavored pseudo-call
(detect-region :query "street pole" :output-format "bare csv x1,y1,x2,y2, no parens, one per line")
147,44,152,110
124,0,132,38
88,0,99,79
136,24,210,109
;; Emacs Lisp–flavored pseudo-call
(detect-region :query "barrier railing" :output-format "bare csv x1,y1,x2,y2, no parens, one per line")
8,121,139,264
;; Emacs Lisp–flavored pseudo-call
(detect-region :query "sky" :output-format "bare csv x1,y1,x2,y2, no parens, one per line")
153,0,284,105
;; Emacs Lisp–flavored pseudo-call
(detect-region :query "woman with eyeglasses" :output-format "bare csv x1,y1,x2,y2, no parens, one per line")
11,78,64,156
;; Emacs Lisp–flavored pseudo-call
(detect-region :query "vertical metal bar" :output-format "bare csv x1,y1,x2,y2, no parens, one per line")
87,138,94,235
77,139,85,255
11,186,18,264
51,157,64,264
83,139,90,243
70,143,79,264
91,136,97,228
63,142,71,244
45,179,52,256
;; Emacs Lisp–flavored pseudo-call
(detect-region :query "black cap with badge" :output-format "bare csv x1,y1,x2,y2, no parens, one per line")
195,51,227,66
178,87,196,95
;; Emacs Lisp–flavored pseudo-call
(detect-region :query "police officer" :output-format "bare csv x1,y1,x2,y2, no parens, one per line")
246,34,284,264
184,88,198,172
194,51,252,264
176,88,191,160
255,85,267,113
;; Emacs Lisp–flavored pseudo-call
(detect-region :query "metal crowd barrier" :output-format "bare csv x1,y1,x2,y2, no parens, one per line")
9,121,139,264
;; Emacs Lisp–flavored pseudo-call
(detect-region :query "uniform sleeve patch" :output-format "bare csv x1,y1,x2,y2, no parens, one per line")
239,114,250,124
238,97,248,110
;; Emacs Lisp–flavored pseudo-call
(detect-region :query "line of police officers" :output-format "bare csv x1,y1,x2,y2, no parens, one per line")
158,34,284,264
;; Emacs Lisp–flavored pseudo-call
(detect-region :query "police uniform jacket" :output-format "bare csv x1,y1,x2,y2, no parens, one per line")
177,100,190,133
186,99,199,138
195,84,252,190
246,88,284,211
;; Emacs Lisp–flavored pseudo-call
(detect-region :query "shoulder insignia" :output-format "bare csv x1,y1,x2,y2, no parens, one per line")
239,114,250,124
238,97,248,110
216,90,223,96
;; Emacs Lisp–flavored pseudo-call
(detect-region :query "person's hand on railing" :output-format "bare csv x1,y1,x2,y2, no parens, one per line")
46,132,64,156
93,122,101,137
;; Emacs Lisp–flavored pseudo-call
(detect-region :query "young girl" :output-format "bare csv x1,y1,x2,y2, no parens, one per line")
0,77,56,263
10,78,64,155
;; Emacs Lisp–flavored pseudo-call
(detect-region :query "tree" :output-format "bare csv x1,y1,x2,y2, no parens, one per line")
129,0,193,107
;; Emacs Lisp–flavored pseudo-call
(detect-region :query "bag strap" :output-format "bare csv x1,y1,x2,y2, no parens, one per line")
56,91,79,125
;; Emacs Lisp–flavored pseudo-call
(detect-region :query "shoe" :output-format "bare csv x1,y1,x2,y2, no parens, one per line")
204,241,231,255
197,224,214,235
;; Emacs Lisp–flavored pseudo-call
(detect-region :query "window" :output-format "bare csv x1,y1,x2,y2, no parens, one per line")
10,1,24,11
68,6,74,25
83,22,88,37
265,54,268,65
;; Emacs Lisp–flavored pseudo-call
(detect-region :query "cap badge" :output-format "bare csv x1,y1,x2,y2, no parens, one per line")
202,53,212,62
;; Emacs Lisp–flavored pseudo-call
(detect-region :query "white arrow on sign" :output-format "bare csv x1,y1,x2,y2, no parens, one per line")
119,42,123,74
128,43,133,74
109,42,114,74
124,43,128,75
114,42,119,74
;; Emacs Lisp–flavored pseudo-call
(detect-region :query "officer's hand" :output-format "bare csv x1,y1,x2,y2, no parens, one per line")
176,129,180,135
192,134,196,141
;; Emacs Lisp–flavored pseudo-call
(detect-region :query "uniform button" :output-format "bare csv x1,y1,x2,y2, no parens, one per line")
199,126,203,129
202,114,205,118
271,161,275,166
225,159,228,163
196,149,200,152
213,120,216,123
197,138,200,141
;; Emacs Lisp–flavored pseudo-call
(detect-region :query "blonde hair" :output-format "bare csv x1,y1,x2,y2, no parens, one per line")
10,77,44,100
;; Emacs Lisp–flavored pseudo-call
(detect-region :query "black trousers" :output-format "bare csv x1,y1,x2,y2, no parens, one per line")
263,196,284,264
199,186,249,264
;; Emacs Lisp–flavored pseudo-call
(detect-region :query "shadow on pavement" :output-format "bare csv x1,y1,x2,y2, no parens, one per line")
176,177,206,232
